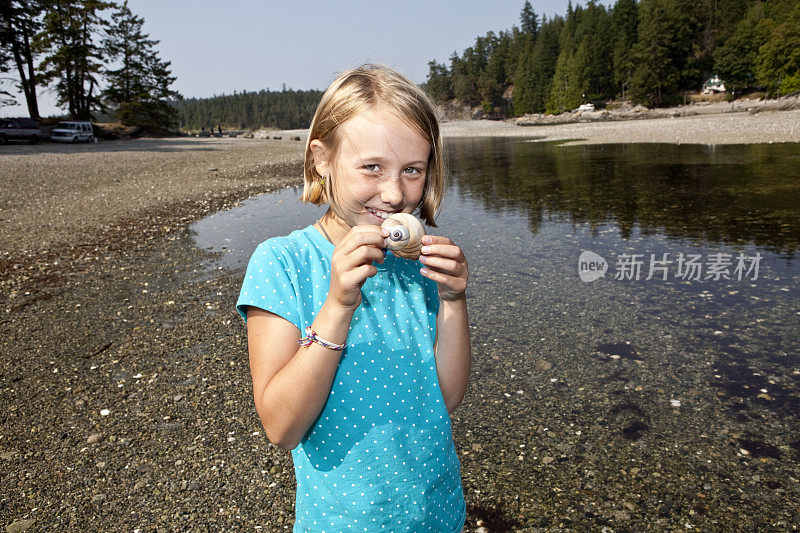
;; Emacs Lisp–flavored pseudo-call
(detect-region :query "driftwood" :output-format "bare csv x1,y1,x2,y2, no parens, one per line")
84,341,113,359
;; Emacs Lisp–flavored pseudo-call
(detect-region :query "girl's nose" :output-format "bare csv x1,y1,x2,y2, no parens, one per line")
380,178,404,206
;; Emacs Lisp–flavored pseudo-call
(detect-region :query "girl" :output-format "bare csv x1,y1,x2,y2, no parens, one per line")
236,64,470,532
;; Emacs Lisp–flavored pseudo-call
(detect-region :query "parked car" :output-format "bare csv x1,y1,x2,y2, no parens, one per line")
50,121,95,143
0,117,43,144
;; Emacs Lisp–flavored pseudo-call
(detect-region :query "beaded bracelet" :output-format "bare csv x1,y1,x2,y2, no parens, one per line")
297,326,346,351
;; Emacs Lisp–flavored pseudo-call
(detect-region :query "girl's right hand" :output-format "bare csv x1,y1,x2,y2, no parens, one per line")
328,225,386,311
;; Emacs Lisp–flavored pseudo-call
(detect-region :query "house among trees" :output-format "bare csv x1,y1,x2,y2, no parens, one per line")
703,75,727,94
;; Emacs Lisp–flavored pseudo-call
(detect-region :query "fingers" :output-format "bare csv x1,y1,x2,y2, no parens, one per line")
328,225,385,310
419,234,469,300
420,235,467,264
335,225,386,257
418,254,464,275
420,266,468,297
343,244,385,269
336,263,378,289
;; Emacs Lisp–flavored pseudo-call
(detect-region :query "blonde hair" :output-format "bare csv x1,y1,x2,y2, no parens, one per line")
302,64,443,227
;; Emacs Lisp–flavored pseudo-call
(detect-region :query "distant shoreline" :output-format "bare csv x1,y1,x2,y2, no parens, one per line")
259,98,800,146
439,106,800,145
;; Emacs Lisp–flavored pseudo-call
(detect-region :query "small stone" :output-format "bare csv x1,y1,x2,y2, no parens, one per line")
613,510,630,521
134,478,148,491
135,464,153,474
6,518,36,533
100,409,111,417
173,394,184,402
91,493,107,503
87,434,104,444
1,451,15,460
542,456,555,464
534,359,553,372
670,399,682,407
5,519,36,533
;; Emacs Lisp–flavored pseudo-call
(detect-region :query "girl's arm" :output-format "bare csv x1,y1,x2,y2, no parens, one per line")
247,225,387,450
247,301,354,450
432,296,471,414
419,235,471,414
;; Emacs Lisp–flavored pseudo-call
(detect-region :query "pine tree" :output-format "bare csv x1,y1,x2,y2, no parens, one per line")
0,0,45,117
424,60,452,102
611,0,638,99
630,0,696,106
513,15,562,114
520,1,539,39
714,2,764,89
546,3,587,113
574,1,614,102
102,1,180,127
755,1,800,95
36,0,113,120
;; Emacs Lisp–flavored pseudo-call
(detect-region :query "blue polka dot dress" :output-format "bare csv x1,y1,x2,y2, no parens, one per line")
236,225,466,532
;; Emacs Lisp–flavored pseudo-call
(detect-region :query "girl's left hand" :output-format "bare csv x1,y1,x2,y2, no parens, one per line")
418,235,468,301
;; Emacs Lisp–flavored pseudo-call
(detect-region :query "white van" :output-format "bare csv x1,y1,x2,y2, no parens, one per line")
50,121,95,143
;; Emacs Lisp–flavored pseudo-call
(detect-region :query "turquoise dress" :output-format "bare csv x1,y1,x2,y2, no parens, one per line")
236,225,466,532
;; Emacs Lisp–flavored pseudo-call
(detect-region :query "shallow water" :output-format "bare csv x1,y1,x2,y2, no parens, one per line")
191,139,800,527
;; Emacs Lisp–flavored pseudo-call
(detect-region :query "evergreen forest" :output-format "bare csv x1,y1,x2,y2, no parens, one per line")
425,0,800,115
173,89,324,132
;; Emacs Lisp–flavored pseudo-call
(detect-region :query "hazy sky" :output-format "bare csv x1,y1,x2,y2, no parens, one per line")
3,1,601,117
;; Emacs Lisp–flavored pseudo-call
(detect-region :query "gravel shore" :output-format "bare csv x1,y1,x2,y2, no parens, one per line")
1,111,799,531
440,108,800,145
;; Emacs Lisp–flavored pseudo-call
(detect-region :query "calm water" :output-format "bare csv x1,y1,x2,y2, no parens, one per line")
192,139,800,526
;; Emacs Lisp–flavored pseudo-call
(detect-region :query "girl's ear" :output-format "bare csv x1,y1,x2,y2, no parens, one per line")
309,139,328,178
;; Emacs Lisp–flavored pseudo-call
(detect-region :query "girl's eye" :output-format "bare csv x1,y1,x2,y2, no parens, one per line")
363,164,380,173
403,167,423,176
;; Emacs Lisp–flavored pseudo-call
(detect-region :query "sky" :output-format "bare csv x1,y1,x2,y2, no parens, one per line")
2,1,603,118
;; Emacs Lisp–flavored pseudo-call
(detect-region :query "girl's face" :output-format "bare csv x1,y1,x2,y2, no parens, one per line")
315,107,430,228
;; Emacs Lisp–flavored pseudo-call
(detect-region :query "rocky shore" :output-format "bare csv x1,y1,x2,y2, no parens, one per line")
1,116,799,531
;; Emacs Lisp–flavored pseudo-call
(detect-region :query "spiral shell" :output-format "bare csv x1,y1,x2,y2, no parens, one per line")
381,213,426,261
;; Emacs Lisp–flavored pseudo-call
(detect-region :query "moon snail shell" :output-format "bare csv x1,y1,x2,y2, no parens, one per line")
380,213,426,261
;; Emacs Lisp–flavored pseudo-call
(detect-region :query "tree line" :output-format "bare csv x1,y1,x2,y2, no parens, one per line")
424,0,800,115
1,0,179,127
173,88,324,132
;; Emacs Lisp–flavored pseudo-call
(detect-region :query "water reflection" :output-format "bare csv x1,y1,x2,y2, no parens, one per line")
446,139,800,255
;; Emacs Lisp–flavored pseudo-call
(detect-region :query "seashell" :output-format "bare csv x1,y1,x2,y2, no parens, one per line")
381,213,426,261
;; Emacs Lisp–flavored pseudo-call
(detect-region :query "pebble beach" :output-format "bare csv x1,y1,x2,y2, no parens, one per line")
1,109,799,531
